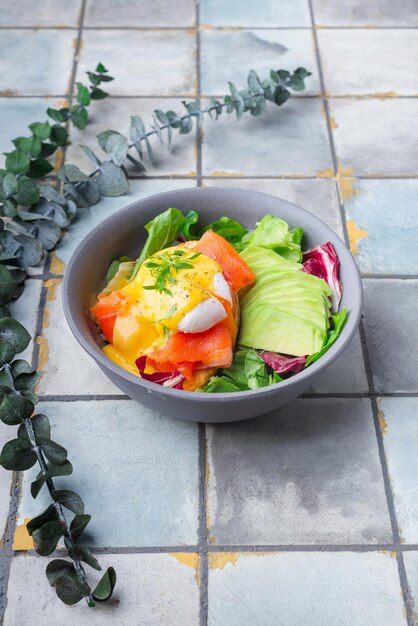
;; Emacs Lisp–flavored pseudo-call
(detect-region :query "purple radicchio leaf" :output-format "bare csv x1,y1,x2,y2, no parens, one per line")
259,351,306,374
301,241,342,311
136,356,184,389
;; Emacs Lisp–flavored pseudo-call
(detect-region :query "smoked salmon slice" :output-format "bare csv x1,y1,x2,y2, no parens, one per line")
91,290,126,342
147,321,233,378
194,230,255,293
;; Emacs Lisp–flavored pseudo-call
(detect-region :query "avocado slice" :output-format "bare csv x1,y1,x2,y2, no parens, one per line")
239,245,332,356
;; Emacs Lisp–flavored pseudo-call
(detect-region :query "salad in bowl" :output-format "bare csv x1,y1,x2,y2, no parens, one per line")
90,208,347,393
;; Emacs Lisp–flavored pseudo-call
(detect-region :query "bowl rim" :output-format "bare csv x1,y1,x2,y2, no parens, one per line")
63,186,363,402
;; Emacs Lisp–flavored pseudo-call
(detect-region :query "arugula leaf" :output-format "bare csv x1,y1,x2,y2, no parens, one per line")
201,347,279,393
304,307,347,367
130,208,187,279
183,210,200,240
201,217,248,245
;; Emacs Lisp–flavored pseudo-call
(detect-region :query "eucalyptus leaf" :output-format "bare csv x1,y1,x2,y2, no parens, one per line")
18,413,50,441
69,545,101,571
46,559,75,586
0,394,34,424
92,567,116,602
71,106,88,130
27,158,54,178
14,233,43,267
50,125,69,146
27,504,59,536
47,107,70,123
5,150,30,174
39,183,68,205
0,338,16,365
32,519,66,556
3,172,18,196
0,265,16,305
79,145,102,166
52,489,84,515
52,568,91,605
96,161,129,197
62,162,89,183
70,513,91,541
76,83,91,106
0,317,31,352
39,438,67,465
29,122,51,140
0,437,37,470
99,132,129,166
33,219,62,250
16,177,40,206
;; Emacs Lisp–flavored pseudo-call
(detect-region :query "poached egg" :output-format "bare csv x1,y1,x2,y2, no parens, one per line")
103,243,232,371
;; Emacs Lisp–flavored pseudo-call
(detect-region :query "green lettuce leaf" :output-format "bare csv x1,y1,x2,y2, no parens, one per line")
182,213,248,246
200,347,282,393
239,214,303,261
304,307,348,367
130,207,187,279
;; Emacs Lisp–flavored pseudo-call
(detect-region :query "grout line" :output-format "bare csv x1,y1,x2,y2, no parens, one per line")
61,0,87,167
198,423,209,626
37,394,130,402
3,93,418,101
309,1,414,621
125,173,418,181
35,392,418,402
1,25,417,31
40,543,418,555
0,474,22,623
195,2,203,188
371,396,415,625
359,284,415,623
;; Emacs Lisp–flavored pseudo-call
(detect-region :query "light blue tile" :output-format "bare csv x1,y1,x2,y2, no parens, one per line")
55,179,196,268
202,98,332,176
0,428,13,541
363,280,418,392
17,400,199,547
344,179,418,275
76,30,196,96
312,0,418,26
318,30,418,96
378,397,418,543
207,399,391,545
404,551,418,619
200,29,319,96
208,552,406,626
38,281,121,395
85,0,195,26
0,98,64,166
65,97,198,176
202,178,344,237
9,279,42,364
0,31,75,96
5,553,199,625
200,0,311,27
0,0,82,26
330,99,418,176
308,330,368,394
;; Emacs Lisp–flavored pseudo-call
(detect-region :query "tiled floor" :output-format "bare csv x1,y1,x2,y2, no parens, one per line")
0,0,417,625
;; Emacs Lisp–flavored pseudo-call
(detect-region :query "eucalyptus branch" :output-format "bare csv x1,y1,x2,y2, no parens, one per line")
62,68,311,199
0,63,116,608
0,62,311,609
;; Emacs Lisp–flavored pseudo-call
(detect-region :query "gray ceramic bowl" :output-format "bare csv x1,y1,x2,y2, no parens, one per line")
63,186,362,423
